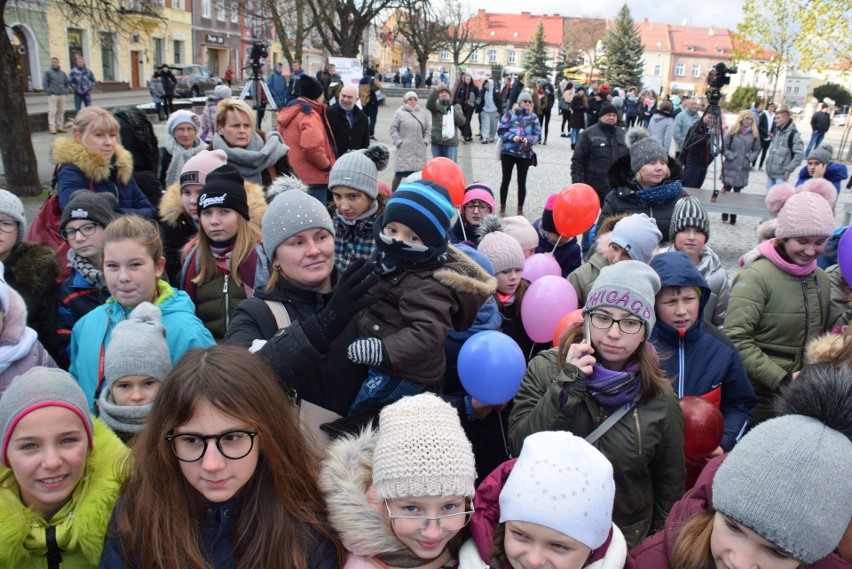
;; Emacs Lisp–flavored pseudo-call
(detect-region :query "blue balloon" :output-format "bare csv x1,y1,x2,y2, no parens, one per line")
458,331,526,405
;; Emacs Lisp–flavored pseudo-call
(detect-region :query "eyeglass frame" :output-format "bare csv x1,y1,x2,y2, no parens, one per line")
384,499,475,534
165,430,258,462
463,202,492,212
0,219,19,234
60,222,100,241
588,311,645,335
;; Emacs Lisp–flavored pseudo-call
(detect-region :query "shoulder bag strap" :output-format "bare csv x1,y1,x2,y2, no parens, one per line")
264,300,291,330
585,401,634,445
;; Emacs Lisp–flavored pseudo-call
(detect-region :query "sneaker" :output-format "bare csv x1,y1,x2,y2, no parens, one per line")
57,128,67,133
710,190,719,203
721,213,728,222
49,129,57,135
730,216,737,225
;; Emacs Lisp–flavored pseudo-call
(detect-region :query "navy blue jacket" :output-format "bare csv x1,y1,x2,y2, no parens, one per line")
650,252,756,451
55,268,109,368
532,218,582,277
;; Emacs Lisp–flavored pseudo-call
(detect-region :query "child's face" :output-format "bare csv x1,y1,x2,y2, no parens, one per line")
606,243,631,265
386,495,468,560
503,520,593,569
656,286,701,331
180,185,202,220
104,239,165,308
523,248,535,259
782,236,827,267
588,306,645,371
64,220,105,261
0,214,19,260
112,375,161,406
383,221,422,245
463,200,492,225
200,207,240,243
174,398,259,503
543,230,563,247
496,268,523,296
332,187,373,221
710,513,800,569
6,406,88,519
674,227,706,262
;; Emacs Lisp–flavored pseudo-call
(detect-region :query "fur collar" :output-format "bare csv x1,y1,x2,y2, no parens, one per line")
806,333,844,365
606,154,683,192
5,242,61,294
159,178,267,229
434,246,497,298
0,287,27,345
51,136,134,185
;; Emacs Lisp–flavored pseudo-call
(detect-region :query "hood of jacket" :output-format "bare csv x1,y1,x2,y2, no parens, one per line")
0,286,28,346
0,419,128,568
434,245,497,299
650,252,710,341
606,153,683,192
278,98,326,130
159,178,267,228
113,106,160,172
652,111,673,121
51,136,134,186
806,333,844,365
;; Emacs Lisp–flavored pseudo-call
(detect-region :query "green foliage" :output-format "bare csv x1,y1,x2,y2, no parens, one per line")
814,83,852,107
601,4,644,89
795,0,852,72
728,86,760,111
524,21,551,79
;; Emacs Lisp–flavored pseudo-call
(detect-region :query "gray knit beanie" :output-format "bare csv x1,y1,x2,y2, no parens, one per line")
60,190,119,231
0,189,26,245
628,127,668,173
263,176,334,262
104,302,171,385
517,91,533,104
583,260,661,339
328,145,390,199
669,196,710,241
713,414,852,564
373,394,476,500
808,144,833,165
610,213,663,263
1,367,94,467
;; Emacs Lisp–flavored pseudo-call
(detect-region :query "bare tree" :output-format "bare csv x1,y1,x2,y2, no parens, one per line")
238,0,314,68
443,0,495,68
562,17,606,85
306,0,401,57
394,0,448,80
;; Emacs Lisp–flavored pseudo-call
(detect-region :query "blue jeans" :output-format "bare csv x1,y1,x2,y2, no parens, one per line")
766,176,787,192
364,103,379,137
806,131,826,157
74,92,91,112
431,143,458,162
307,184,328,204
683,163,709,189
570,128,582,145
348,368,425,416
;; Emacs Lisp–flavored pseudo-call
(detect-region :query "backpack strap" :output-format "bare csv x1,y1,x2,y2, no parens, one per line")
585,401,635,445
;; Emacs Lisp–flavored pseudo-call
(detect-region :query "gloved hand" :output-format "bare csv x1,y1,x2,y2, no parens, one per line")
347,337,385,366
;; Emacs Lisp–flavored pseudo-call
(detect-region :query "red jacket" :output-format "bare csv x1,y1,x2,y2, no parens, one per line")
276,98,336,185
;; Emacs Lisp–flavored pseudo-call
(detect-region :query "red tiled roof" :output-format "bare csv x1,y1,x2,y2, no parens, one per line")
635,19,672,52
466,10,563,46
668,24,732,57
730,36,774,60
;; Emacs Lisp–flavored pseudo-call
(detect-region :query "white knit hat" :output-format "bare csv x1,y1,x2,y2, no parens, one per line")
372,394,476,500
500,431,615,549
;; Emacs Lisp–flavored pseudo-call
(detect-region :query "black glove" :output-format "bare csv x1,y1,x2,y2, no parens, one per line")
302,259,380,352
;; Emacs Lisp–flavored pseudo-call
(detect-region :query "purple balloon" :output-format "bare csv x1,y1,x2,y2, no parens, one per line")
839,229,852,285
521,276,579,343
522,253,562,282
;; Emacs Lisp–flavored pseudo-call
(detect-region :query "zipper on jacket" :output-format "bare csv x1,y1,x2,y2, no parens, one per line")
815,276,824,323
633,408,643,455
678,333,685,398
223,273,230,331
800,278,810,365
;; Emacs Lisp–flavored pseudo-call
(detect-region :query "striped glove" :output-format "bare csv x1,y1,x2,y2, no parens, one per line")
347,338,385,366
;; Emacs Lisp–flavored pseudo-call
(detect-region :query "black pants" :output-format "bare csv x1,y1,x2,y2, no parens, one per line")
461,107,474,140
162,95,174,116
540,108,551,142
561,110,571,133
627,115,638,128
500,154,532,209
721,185,742,223
758,138,770,169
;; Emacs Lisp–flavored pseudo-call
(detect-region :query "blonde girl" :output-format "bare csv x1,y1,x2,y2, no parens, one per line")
719,110,761,224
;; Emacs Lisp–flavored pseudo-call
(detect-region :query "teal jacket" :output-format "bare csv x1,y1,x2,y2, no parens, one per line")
69,280,215,407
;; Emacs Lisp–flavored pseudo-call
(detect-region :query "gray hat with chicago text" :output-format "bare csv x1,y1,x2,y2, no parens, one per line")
582,260,661,339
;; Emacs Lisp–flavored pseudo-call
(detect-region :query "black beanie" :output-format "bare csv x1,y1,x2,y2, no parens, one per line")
60,190,119,231
599,103,618,118
197,164,250,220
300,76,324,101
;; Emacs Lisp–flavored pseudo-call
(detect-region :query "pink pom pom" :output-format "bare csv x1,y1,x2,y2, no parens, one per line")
545,194,559,211
765,183,796,216
800,178,838,207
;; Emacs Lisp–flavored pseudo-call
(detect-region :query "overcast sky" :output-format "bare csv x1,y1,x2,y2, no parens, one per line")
462,0,745,29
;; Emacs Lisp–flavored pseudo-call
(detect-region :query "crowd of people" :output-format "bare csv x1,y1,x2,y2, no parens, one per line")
0,65,850,569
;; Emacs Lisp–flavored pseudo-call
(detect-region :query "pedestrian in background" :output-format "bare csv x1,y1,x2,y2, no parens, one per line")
43,56,69,134
497,92,541,217
68,56,95,112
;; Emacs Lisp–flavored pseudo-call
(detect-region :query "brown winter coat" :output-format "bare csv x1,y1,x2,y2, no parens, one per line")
277,98,337,185
389,104,431,173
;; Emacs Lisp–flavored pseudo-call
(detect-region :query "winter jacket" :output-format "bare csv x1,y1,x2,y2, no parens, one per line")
650,252,755,451
764,119,804,179
567,252,609,307
114,105,163,209
43,66,69,95
825,264,852,329
160,70,176,96
626,455,851,569
52,137,156,219
358,246,496,386
625,95,640,118
648,112,674,154
497,109,541,160
532,218,582,277
0,285,56,393
267,70,288,106
389,105,431,173
465,458,628,569
69,65,95,95
508,349,685,547
319,428,468,569
721,130,760,188
657,244,729,327
427,90,465,146
358,77,382,107
571,121,628,200
598,155,688,239
56,261,110,369
327,103,370,158
507,79,525,110
673,109,699,151
333,206,383,271
569,94,588,130
810,110,830,133
224,270,368,417
723,248,830,423
0,419,127,569
454,80,480,112
277,97,337,185
158,179,199,284
681,119,717,168
796,161,849,192
200,98,218,142
149,78,164,103
69,280,215,407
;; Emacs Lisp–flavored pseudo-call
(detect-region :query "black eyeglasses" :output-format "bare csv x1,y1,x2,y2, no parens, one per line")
464,202,492,212
60,222,99,241
165,430,258,462
0,219,18,234
589,312,644,335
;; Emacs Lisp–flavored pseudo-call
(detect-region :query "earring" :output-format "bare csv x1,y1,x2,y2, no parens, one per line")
272,262,281,271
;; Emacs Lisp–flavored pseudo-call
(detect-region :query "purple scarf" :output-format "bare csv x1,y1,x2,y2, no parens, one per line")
585,361,641,407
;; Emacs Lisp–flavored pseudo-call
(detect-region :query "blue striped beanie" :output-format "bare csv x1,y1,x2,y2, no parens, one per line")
383,182,456,247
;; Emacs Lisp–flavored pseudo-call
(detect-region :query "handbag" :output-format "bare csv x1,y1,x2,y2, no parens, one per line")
441,109,455,140
530,151,538,167
374,89,384,102
585,400,635,445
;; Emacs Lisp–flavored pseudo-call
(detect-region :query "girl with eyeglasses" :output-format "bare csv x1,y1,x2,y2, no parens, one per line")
449,183,495,247
100,345,345,568
508,261,686,549
320,393,479,568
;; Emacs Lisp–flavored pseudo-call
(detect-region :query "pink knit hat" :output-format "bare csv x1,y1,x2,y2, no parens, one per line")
776,192,835,239
462,182,495,210
179,149,228,190
502,216,539,251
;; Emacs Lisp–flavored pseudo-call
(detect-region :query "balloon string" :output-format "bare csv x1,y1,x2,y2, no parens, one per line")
550,235,562,253
497,408,513,459
528,343,536,360
459,209,467,241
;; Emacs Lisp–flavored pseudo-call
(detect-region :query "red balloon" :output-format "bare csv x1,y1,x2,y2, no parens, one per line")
680,396,725,458
552,184,601,238
422,157,465,206
553,309,584,346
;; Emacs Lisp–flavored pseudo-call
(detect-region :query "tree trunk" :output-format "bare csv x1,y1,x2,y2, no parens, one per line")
0,8,41,196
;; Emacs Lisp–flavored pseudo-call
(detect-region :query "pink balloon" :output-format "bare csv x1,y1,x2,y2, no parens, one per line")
522,253,562,282
521,276,579,343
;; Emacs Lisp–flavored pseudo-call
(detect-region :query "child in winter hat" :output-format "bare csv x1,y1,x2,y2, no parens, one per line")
797,144,848,192
533,194,582,277
0,189,26,246
501,215,538,257
97,303,171,440
346,182,496,416
452,182,495,246
173,149,229,222
608,213,663,264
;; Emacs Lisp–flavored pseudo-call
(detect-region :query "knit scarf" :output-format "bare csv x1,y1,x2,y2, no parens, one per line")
67,250,107,289
337,199,379,225
210,241,235,273
623,179,684,207
212,131,289,184
97,386,152,434
164,136,205,187
758,238,817,276
372,227,448,275
585,361,641,407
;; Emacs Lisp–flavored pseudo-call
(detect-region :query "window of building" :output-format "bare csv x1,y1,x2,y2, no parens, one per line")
675,63,685,76
691,64,701,77
99,32,116,81
793,86,800,94
470,50,478,62
172,0,183,8
217,0,226,20
508,51,516,64
202,0,211,17
153,37,164,67
686,45,694,52
439,49,449,60
173,40,183,64
488,49,496,63
67,28,84,69
653,63,662,76
231,6,238,22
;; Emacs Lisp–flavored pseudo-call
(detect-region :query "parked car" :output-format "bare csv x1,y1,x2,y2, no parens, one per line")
168,65,222,97
832,113,848,127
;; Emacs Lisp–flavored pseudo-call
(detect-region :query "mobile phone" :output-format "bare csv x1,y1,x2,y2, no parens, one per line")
583,315,591,346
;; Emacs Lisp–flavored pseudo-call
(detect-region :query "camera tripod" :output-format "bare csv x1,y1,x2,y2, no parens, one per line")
239,67,278,128
681,95,724,199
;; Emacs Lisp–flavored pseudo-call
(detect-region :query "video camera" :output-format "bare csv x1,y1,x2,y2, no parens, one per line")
248,41,269,77
705,62,737,105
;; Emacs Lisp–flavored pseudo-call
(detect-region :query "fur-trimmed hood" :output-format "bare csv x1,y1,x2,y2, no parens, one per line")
0,286,27,346
435,245,497,299
5,242,61,297
606,154,683,194
159,178,267,229
51,136,134,186
806,333,845,365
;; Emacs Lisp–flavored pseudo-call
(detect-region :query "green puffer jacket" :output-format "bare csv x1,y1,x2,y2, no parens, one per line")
724,257,830,423
507,350,685,549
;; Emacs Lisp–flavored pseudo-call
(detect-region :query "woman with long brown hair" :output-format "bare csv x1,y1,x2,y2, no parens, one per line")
99,345,346,568
508,260,685,548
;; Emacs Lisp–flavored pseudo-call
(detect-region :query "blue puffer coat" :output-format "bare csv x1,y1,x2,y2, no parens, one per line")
650,252,756,451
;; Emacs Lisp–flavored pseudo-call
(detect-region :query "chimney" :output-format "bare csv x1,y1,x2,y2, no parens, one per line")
709,25,715,36
477,8,486,16
644,17,649,23
521,11,530,18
